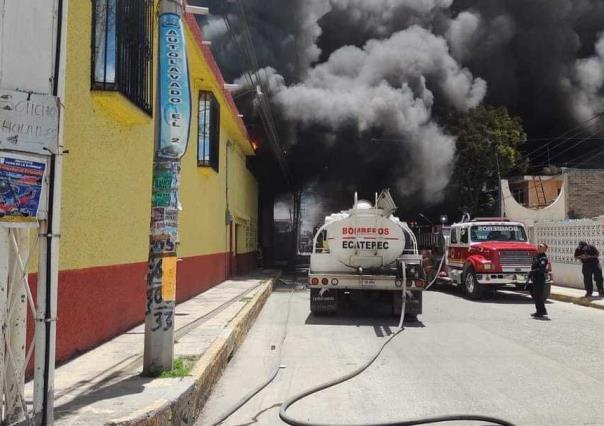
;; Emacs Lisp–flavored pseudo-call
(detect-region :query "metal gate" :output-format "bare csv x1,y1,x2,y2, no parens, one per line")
0,227,37,423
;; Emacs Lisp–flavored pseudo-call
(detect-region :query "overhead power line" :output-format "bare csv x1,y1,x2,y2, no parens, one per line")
537,125,604,164
521,110,604,160
564,145,604,168
221,5,292,185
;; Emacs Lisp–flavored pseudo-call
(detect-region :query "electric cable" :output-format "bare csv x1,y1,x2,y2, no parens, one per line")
528,125,604,167
520,110,604,159
511,113,604,175
221,11,291,183
569,147,604,168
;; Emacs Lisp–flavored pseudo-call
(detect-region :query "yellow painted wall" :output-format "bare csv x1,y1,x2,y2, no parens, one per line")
176,22,258,259
50,1,257,272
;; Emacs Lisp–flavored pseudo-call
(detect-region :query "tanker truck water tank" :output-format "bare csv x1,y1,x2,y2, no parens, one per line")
326,213,405,269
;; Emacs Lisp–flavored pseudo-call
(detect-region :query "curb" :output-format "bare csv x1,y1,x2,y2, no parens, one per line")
109,276,277,426
549,292,604,311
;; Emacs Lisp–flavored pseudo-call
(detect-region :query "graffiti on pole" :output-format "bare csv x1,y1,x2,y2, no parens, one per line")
145,256,174,332
157,12,191,160
0,153,47,225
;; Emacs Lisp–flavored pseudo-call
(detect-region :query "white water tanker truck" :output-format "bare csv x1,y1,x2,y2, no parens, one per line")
308,189,424,319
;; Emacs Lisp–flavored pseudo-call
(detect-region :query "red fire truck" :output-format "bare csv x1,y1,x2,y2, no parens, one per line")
440,217,550,299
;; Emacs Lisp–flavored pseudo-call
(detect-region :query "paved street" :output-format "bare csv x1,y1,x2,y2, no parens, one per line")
198,284,604,426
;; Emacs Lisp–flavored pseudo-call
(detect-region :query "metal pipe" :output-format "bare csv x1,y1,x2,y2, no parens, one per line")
35,0,68,422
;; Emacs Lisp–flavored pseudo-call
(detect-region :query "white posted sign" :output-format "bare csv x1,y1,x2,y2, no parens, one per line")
0,90,59,156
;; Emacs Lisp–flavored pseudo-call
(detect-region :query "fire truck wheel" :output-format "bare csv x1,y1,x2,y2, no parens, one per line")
463,267,484,300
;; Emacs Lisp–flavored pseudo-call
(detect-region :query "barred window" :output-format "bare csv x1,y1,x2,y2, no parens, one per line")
198,91,220,171
92,0,154,114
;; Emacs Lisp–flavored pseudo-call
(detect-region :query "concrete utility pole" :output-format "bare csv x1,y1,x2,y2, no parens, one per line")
143,0,192,375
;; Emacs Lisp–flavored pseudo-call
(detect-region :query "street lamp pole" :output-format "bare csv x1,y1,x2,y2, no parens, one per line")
143,0,192,375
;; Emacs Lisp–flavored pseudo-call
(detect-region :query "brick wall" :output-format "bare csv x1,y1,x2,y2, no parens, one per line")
567,169,604,218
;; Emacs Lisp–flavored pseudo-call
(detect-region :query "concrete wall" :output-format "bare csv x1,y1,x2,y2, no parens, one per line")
502,179,567,224
24,2,259,366
566,169,604,219
509,178,562,208
532,217,604,289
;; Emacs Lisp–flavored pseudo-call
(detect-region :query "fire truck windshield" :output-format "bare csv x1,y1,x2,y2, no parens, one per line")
470,225,527,242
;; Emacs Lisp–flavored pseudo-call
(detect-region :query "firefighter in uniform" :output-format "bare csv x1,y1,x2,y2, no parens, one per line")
530,243,549,318
574,241,604,297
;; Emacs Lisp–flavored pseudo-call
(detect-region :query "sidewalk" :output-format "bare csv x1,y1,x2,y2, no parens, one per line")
549,284,604,311
24,271,280,426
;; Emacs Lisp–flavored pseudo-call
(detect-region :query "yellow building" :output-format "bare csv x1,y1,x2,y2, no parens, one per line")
37,1,259,364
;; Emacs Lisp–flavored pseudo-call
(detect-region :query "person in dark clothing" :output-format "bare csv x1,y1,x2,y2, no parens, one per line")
530,243,550,318
574,241,604,297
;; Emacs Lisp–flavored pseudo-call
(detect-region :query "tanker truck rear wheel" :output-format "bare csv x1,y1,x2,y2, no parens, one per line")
310,288,339,315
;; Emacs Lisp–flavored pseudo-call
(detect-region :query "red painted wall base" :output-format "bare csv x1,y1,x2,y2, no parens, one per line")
26,251,256,374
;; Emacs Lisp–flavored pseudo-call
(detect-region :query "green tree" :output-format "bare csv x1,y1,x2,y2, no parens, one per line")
447,105,527,216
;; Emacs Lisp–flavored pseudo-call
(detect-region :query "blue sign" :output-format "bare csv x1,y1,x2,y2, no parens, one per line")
157,13,191,159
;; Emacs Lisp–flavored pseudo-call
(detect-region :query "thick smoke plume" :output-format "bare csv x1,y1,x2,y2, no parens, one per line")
566,33,604,122
272,26,485,198
197,0,604,204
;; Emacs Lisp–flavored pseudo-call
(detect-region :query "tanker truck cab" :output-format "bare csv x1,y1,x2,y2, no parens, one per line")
308,190,424,318
446,218,542,299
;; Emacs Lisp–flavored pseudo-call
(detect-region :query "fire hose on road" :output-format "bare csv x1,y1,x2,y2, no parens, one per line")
212,256,515,426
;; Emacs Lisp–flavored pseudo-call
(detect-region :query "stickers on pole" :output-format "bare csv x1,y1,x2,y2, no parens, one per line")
151,161,180,207
0,152,48,226
0,89,60,156
157,13,191,160
161,256,177,302
150,161,179,255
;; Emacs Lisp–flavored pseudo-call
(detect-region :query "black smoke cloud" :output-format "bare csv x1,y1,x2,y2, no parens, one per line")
448,1,604,135
195,0,604,207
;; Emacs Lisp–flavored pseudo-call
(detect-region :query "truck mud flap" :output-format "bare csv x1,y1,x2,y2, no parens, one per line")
310,288,338,314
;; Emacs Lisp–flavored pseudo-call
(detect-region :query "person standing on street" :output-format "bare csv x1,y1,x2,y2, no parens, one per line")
530,243,550,318
574,241,604,297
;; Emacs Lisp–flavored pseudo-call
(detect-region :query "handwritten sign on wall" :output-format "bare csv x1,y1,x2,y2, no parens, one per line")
0,89,59,156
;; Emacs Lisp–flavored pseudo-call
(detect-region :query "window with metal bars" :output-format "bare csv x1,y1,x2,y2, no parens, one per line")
198,91,220,171
92,0,154,114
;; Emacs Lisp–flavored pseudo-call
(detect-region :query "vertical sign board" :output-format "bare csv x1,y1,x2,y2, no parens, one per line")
157,12,191,160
